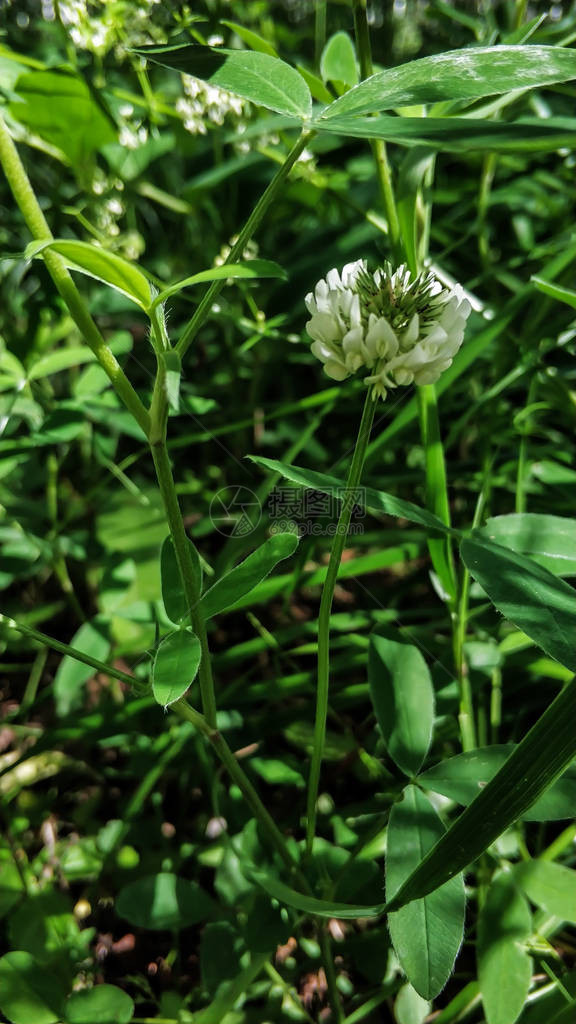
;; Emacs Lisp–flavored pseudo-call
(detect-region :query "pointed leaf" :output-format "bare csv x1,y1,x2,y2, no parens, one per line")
480,514,576,577
384,676,576,913
461,533,576,672
199,532,298,620
249,456,454,535
220,20,278,57
387,786,465,1000
152,628,202,707
320,45,576,119
418,745,576,821
153,259,287,308
477,872,532,1024
53,619,110,717
514,861,576,924
311,113,576,153
531,275,576,310
160,535,203,624
134,44,312,119
250,870,386,919
320,32,358,88
369,630,435,776
26,239,152,311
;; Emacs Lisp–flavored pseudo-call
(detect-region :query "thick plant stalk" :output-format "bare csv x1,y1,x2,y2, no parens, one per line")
0,113,150,436
305,392,376,854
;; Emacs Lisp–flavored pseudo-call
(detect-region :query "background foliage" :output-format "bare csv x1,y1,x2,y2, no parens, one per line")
1,2,575,1023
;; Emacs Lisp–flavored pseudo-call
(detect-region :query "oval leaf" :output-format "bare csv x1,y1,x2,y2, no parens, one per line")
514,861,576,924
480,514,576,577
387,786,466,1000
26,239,152,311
64,985,134,1024
369,629,434,776
116,872,214,930
134,44,312,120
248,456,453,535
418,745,576,821
160,535,203,624
152,628,202,707
477,872,532,1024
0,951,65,1024
200,531,299,620
461,533,576,672
321,45,576,119
320,32,359,88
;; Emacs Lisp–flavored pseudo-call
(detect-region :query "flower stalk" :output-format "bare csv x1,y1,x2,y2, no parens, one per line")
305,390,376,855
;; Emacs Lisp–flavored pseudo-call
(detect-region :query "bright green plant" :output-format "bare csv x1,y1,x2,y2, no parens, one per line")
1,2,576,1023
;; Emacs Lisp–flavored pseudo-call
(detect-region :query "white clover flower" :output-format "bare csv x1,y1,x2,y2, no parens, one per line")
305,260,471,400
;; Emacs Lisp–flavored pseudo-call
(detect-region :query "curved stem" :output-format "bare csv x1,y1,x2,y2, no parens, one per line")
305,392,376,855
0,113,150,436
176,129,315,361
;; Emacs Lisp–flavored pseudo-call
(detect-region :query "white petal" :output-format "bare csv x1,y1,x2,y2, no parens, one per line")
306,312,341,345
324,360,350,381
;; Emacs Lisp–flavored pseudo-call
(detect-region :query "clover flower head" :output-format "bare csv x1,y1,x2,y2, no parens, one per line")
305,260,471,400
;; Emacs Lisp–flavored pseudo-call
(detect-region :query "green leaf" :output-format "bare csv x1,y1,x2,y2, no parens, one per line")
134,44,312,120
27,346,99,381
369,630,435,776
477,872,532,1024
387,786,465,1000
116,873,214,930
251,870,386,920
0,951,65,1024
394,983,431,1024
320,46,576,119
152,628,202,707
320,32,358,88
311,113,576,153
243,893,290,954
10,70,115,167
199,532,298,620
418,745,576,821
384,676,576,913
160,535,203,624
162,350,182,413
200,922,240,994
248,456,454,535
64,985,134,1024
26,239,152,311
53,620,110,717
296,64,334,105
461,533,576,672
152,259,287,308
479,514,576,577
531,275,576,310
220,20,278,57
514,861,576,924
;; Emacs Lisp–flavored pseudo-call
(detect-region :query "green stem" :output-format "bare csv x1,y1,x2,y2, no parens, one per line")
305,392,376,855
319,927,344,1024
0,113,150,436
172,698,303,882
176,129,314,361
314,0,327,72
150,439,217,726
417,384,457,606
352,0,401,258
0,613,137,687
